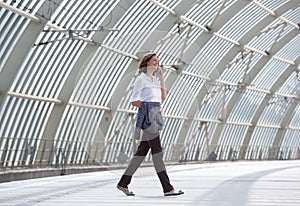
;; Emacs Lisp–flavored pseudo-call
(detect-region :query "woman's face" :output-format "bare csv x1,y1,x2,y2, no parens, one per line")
147,55,159,72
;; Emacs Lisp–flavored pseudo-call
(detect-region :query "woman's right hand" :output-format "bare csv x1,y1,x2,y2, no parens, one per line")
131,101,141,108
156,67,164,79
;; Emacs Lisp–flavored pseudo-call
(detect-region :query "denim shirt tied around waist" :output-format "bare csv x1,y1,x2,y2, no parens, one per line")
134,102,164,140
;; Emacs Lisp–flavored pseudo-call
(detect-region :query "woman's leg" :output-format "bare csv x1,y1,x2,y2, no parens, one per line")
145,131,174,193
117,140,150,188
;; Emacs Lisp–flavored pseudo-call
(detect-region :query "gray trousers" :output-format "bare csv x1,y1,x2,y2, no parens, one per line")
117,131,173,193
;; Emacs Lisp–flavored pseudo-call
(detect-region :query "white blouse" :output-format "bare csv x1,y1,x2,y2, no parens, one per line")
130,72,162,103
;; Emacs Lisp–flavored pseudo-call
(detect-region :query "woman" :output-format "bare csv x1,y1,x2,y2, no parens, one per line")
117,53,184,196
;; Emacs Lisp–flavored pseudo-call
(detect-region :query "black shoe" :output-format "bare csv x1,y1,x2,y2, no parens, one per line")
117,185,135,196
164,189,184,196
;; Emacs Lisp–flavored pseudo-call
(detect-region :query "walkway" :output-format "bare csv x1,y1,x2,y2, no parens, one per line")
0,160,300,206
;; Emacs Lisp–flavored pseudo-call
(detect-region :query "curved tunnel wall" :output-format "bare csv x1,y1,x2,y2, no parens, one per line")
0,0,300,169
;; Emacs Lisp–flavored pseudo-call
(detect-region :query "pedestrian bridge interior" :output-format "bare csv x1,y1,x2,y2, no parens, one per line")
0,1,300,202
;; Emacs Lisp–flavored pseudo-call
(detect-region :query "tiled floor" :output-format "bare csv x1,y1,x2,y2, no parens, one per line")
0,160,300,206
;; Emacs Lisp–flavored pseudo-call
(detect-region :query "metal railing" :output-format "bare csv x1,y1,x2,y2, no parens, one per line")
0,136,299,170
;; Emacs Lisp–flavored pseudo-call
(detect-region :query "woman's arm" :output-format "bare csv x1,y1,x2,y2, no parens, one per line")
130,77,142,107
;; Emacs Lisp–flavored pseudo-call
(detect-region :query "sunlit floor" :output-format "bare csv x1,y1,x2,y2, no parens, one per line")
0,160,300,206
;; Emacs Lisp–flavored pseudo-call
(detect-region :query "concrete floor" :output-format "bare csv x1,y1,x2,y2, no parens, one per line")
0,160,300,206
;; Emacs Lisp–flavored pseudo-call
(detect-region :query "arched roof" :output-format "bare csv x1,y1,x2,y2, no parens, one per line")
0,0,299,167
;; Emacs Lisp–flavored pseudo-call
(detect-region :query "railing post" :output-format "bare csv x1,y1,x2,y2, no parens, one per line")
55,147,67,175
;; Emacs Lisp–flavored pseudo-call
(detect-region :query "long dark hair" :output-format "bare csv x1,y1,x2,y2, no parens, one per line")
138,53,157,74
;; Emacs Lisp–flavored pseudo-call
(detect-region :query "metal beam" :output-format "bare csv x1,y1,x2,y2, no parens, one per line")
148,0,176,16
252,0,300,29
0,1,40,23
37,0,136,165
0,0,64,166
208,1,299,149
